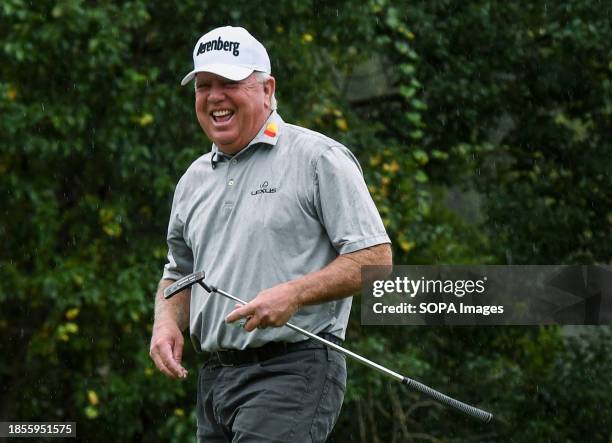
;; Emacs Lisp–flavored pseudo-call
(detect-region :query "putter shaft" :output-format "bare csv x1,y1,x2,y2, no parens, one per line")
199,281,493,423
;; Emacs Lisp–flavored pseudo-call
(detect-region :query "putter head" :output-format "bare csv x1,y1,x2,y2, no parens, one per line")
164,271,206,299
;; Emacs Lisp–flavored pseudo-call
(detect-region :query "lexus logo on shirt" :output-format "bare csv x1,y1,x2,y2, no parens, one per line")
250,181,278,196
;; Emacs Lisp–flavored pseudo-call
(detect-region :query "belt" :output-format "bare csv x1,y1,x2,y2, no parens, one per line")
209,333,343,367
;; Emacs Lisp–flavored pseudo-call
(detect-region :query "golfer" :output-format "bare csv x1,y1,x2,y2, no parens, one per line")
150,26,392,442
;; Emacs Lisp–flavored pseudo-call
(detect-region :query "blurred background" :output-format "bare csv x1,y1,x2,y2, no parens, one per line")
1,1,610,441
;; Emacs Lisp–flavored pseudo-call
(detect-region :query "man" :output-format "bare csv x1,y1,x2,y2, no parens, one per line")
150,26,392,442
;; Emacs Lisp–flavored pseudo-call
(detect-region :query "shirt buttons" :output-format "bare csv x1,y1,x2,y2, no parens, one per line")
231,159,238,164
228,179,235,186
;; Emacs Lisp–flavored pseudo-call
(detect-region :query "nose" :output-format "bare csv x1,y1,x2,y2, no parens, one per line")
208,82,225,103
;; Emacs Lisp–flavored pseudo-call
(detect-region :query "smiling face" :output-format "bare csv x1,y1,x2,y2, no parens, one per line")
195,72,275,155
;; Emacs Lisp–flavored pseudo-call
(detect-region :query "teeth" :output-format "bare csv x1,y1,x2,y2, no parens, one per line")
212,109,232,117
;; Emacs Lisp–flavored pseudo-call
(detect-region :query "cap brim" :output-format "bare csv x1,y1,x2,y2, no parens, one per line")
180,64,254,86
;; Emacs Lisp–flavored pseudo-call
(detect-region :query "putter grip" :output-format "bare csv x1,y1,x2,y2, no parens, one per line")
402,377,493,423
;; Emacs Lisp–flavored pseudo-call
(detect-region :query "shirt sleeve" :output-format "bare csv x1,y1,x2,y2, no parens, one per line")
313,145,391,254
162,181,194,281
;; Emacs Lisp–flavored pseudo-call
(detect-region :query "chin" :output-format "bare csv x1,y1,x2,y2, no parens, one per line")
213,136,236,147
207,130,234,145
211,138,239,152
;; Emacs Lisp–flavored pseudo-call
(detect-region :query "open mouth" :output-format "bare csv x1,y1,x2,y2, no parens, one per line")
211,109,234,123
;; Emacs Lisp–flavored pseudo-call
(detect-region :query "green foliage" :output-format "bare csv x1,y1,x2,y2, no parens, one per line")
1,1,610,442
404,0,612,264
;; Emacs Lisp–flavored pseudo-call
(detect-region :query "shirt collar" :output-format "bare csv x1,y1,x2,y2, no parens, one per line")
210,111,283,168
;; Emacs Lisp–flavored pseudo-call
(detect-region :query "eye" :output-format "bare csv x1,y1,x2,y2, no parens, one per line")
196,83,210,91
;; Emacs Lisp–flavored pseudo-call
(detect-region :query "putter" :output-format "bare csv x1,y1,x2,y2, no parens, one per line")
164,271,493,423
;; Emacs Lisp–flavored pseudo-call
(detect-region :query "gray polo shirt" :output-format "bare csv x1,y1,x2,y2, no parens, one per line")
162,111,390,352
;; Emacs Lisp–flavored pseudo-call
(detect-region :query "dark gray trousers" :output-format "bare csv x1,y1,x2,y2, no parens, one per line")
196,346,346,442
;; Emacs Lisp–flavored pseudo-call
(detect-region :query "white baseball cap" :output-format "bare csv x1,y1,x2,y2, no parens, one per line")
180,26,271,86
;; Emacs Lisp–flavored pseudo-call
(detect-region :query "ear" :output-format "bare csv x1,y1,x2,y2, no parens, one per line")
263,75,276,109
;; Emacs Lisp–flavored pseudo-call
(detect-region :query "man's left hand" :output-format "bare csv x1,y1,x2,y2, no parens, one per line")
225,282,302,332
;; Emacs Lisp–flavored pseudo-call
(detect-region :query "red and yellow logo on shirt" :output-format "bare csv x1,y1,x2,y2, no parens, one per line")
264,122,278,138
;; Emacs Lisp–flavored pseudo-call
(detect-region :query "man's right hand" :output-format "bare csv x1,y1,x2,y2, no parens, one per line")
149,320,188,379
